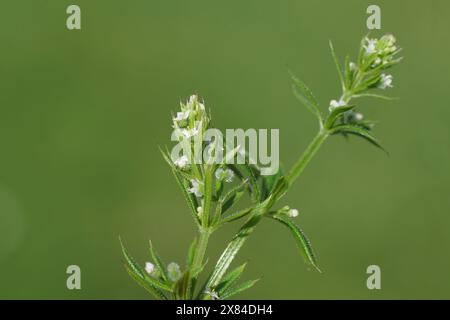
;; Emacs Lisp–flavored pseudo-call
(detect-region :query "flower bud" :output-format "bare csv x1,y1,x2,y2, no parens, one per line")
167,262,182,282
145,262,155,275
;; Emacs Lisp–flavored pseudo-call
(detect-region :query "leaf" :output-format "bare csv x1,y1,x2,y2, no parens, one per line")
159,147,200,225
289,70,323,123
324,104,355,130
270,215,321,273
120,238,173,292
124,264,167,300
241,163,261,203
220,279,259,300
187,237,197,267
261,167,283,200
206,216,260,288
352,93,398,101
329,40,345,90
215,263,247,295
331,124,388,154
344,55,353,89
149,240,168,281
216,179,248,216
220,207,253,224
267,175,289,206
174,270,190,300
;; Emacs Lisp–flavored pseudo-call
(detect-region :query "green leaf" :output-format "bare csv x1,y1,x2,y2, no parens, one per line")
324,105,355,130
149,240,168,282
344,55,353,89
174,270,191,300
215,179,248,219
215,263,247,295
261,167,283,200
159,147,200,225
241,163,261,203
120,238,173,292
331,124,388,154
289,70,323,124
270,215,321,273
220,207,253,224
352,93,398,101
207,214,263,288
329,40,345,90
267,175,289,206
187,237,197,267
124,264,167,300
220,279,259,300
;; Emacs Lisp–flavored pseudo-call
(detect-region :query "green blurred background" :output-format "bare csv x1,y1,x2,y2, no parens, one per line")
1,0,449,299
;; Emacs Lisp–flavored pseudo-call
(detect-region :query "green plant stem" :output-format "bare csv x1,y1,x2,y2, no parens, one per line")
202,167,214,227
191,228,211,275
205,129,330,292
285,129,329,185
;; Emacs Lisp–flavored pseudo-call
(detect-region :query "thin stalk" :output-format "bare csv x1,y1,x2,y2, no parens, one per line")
285,129,329,185
191,228,211,275
202,167,214,227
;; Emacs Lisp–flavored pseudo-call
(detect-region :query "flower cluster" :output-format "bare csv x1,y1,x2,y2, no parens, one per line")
329,34,402,113
327,34,402,131
172,94,210,149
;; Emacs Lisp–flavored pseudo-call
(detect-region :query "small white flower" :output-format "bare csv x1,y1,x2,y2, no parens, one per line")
188,179,203,197
288,209,299,218
215,168,234,183
372,57,382,68
145,262,155,275
196,206,203,217
174,155,189,169
180,129,191,139
364,38,378,55
180,127,200,139
329,99,346,111
354,113,364,121
378,74,393,89
173,110,190,122
189,94,198,105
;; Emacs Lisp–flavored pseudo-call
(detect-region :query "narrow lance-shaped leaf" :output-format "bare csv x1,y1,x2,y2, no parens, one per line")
289,70,323,124
269,215,321,273
186,237,197,267
330,124,388,154
120,238,174,292
220,279,259,300
124,264,167,300
149,240,169,281
261,166,283,200
344,54,352,89
175,270,192,300
324,104,355,130
329,40,345,91
352,93,398,101
159,147,200,225
215,263,247,295
220,207,254,225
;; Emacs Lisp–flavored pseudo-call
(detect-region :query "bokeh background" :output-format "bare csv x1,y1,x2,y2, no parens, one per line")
1,0,449,299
